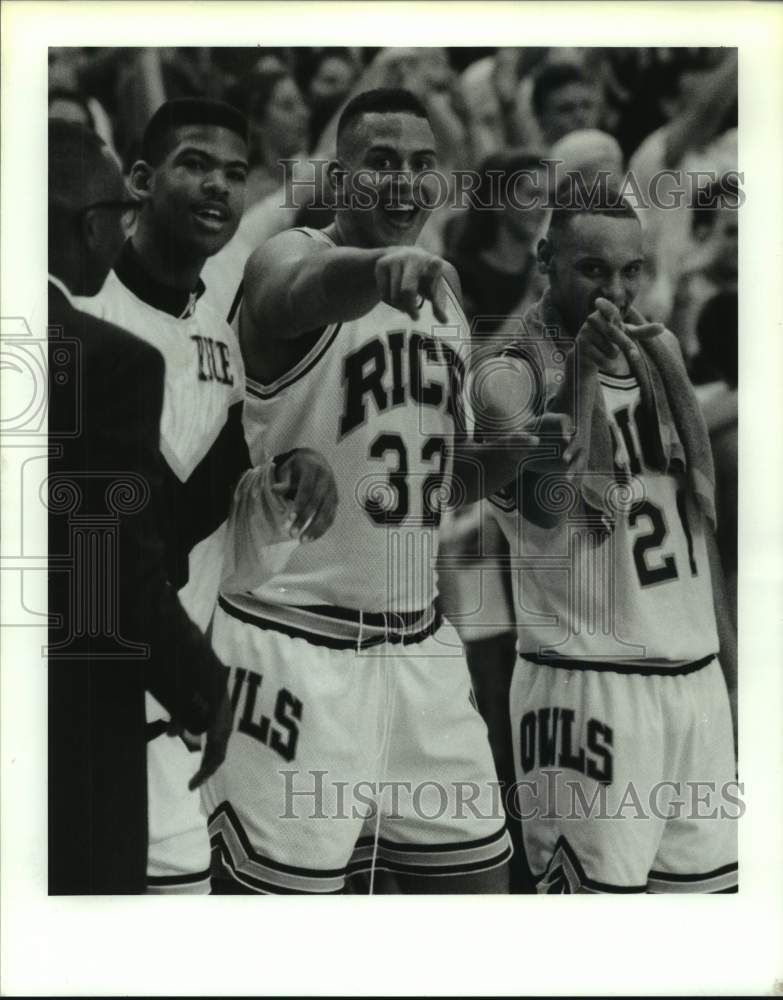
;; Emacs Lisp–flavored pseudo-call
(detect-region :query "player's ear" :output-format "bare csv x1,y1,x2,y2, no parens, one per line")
128,160,154,202
537,237,553,274
327,159,346,196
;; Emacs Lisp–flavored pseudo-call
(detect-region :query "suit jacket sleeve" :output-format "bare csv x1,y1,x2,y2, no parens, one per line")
89,322,228,732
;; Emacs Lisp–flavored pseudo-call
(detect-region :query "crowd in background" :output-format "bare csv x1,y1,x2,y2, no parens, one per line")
48,42,739,719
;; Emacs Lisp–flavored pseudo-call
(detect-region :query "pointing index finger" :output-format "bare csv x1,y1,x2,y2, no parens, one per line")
431,276,449,324
594,298,640,361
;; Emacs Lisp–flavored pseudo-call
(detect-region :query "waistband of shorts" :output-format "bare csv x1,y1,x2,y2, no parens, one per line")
518,651,717,677
218,592,442,650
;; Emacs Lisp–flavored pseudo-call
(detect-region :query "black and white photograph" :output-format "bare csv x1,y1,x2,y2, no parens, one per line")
1,1,781,995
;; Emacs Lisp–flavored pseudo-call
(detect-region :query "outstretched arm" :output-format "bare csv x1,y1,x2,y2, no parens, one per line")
241,230,453,351
242,230,386,342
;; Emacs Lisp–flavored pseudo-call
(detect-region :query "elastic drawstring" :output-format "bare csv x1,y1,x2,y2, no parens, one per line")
367,615,401,895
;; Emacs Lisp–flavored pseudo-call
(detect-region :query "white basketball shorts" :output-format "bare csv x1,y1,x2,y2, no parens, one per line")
510,654,738,893
145,693,211,894
201,596,512,892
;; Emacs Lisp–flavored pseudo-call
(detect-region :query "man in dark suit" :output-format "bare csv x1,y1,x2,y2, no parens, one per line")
48,119,231,893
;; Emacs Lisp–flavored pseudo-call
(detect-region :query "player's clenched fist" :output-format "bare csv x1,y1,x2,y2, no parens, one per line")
271,447,339,543
576,296,663,371
374,246,450,323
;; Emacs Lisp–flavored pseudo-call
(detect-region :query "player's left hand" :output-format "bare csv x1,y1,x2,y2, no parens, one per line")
272,447,339,543
188,689,233,791
524,411,583,474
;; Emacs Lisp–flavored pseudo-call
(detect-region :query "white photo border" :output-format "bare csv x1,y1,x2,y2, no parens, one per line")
1,1,781,995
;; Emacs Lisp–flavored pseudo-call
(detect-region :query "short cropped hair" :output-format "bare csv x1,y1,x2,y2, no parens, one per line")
141,97,248,165
546,178,639,238
532,64,589,118
337,88,429,146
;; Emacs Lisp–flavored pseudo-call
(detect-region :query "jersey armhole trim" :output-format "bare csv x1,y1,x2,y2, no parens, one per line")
246,321,342,400
442,276,470,333
241,227,340,400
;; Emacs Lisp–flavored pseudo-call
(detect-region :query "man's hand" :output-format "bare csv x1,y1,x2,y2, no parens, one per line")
525,412,582,475
375,247,450,323
188,689,233,791
576,297,663,370
272,447,339,543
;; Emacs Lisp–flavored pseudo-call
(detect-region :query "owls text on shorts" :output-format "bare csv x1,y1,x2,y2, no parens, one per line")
279,769,745,823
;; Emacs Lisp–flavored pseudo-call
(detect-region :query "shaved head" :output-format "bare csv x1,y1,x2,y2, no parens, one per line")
336,88,429,160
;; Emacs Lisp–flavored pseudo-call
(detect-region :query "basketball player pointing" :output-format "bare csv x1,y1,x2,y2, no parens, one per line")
490,186,738,893
204,89,538,893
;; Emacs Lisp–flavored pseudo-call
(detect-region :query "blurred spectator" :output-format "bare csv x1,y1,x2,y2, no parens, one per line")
49,88,95,130
671,175,739,368
693,291,738,625
447,47,497,74
305,48,360,148
203,69,318,315
549,127,624,186
210,47,286,88
694,289,738,392
605,48,713,159
253,52,290,76
457,49,549,166
48,46,85,91
628,49,738,325
49,49,118,151
235,67,311,206
444,150,549,330
531,63,603,146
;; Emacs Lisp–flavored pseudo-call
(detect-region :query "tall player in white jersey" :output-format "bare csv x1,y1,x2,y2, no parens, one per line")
204,88,543,893
486,184,738,892
78,99,337,892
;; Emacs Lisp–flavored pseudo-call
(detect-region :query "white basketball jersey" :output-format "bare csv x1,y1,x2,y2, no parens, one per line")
492,370,719,665
233,229,471,613
77,253,246,633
